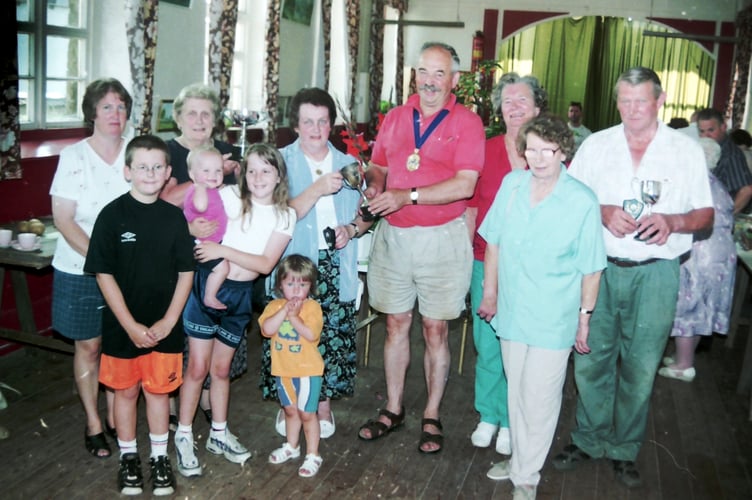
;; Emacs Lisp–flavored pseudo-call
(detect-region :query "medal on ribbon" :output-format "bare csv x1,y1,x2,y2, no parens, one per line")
409,108,449,172
407,149,420,171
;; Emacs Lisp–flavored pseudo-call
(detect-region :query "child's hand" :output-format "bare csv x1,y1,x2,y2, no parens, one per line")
194,240,223,262
126,322,158,349
285,298,302,317
222,153,241,179
148,318,176,343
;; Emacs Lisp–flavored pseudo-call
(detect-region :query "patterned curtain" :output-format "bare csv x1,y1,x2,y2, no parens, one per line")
729,5,752,128
125,0,159,135
395,15,404,105
208,0,239,110
0,3,21,180
346,0,360,112
368,0,385,135
265,0,281,143
369,0,408,133
321,0,332,88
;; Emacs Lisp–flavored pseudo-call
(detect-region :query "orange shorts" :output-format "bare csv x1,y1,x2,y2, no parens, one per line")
99,352,182,394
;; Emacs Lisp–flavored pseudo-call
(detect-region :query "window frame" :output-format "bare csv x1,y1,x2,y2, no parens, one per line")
17,0,91,130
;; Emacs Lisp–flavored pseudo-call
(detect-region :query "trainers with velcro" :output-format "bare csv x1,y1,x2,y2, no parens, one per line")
118,452,144,496
150,455,175,496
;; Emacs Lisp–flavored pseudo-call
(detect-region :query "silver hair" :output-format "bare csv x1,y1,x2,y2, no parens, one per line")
614,67,663,100
419,42,460,73
491,72,548,120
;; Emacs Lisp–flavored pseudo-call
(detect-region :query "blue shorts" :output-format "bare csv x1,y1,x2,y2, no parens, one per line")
52,270,104,341
183,267,253,349
276,376,322,412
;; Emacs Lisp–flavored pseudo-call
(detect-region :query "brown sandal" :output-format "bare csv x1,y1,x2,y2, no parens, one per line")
358,406,405,441
418,418,443,454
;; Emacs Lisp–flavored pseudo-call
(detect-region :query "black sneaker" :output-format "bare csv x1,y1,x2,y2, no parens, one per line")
118,453,143,496
150,455,176,496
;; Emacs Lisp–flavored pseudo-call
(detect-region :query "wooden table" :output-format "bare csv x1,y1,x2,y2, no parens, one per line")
0,220,73,354
730,245,752,393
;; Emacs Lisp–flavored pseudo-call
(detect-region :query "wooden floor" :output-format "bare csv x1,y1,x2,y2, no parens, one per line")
1,313,752,500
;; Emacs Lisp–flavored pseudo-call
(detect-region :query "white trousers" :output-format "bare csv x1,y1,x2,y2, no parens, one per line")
501,339,570,486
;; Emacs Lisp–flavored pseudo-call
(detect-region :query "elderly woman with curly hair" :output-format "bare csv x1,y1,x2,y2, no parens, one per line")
478,114,606,500
466,73,547,455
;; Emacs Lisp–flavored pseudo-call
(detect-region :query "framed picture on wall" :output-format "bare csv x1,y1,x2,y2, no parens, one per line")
156,100,177,132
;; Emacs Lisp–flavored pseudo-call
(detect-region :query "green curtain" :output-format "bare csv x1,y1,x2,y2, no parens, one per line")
499,16,714,132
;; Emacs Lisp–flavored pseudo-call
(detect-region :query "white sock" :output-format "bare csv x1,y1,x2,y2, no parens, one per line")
210,420,227,440
118,438,137,457
176,423,192,438
150,432,169,458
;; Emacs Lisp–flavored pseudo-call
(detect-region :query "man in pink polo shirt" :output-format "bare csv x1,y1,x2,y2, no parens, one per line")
357,42,485,454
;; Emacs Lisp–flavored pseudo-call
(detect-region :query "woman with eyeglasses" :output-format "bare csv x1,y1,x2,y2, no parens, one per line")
50,78,134,459
478,114,606,500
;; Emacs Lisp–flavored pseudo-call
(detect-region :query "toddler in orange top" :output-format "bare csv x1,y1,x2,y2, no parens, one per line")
259,254,324,477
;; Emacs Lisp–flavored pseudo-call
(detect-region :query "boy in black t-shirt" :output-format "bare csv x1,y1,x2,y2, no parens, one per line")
85,135,195,496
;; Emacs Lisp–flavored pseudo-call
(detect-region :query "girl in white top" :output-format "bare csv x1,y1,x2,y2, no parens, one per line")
174,144,296,476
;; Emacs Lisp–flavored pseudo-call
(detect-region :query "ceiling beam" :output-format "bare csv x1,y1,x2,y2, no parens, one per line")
372,19,465,28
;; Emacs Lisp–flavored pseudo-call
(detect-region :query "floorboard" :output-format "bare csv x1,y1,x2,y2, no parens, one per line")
1,311,751,499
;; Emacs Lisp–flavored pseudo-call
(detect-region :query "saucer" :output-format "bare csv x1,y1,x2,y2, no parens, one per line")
11,240,41,252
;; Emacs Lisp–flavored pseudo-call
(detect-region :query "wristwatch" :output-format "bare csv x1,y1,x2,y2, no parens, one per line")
410,187,419,205
349,222,360,239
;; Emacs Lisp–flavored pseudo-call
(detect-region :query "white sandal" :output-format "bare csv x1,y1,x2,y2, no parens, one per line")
268,442,300,464
275,409,286,437
298,453,323,477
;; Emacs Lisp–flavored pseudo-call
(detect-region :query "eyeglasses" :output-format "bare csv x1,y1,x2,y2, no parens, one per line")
523,147,560,158
131,164,166,174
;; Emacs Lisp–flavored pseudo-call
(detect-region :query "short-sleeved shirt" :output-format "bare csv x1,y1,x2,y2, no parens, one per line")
479,167,606,349
568,121,713,260
49,139,131,274
468,134,516,261
713,136,752,212
259,298,324,377
219,186,296,254
167,138,238,185
84,193,195,358
370,93,485,227
183,185,227,243
569,123,592,151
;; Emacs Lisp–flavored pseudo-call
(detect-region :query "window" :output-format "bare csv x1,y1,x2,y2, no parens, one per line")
16,0,89,128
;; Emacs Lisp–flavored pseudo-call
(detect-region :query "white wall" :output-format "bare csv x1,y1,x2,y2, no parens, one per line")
88,0,752,129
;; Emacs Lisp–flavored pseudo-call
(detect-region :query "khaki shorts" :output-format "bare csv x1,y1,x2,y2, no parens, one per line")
367,217,472,320
100,352,183,394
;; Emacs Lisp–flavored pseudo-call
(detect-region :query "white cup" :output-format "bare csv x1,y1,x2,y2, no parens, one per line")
17,232,37,250
0,229,11,248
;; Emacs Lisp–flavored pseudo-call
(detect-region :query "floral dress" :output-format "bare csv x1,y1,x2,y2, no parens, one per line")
671,173,736,336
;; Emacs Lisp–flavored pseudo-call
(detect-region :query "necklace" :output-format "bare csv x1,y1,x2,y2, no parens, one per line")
306,154,328,176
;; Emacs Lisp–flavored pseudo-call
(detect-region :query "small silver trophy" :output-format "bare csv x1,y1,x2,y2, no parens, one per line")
340,162,375,221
